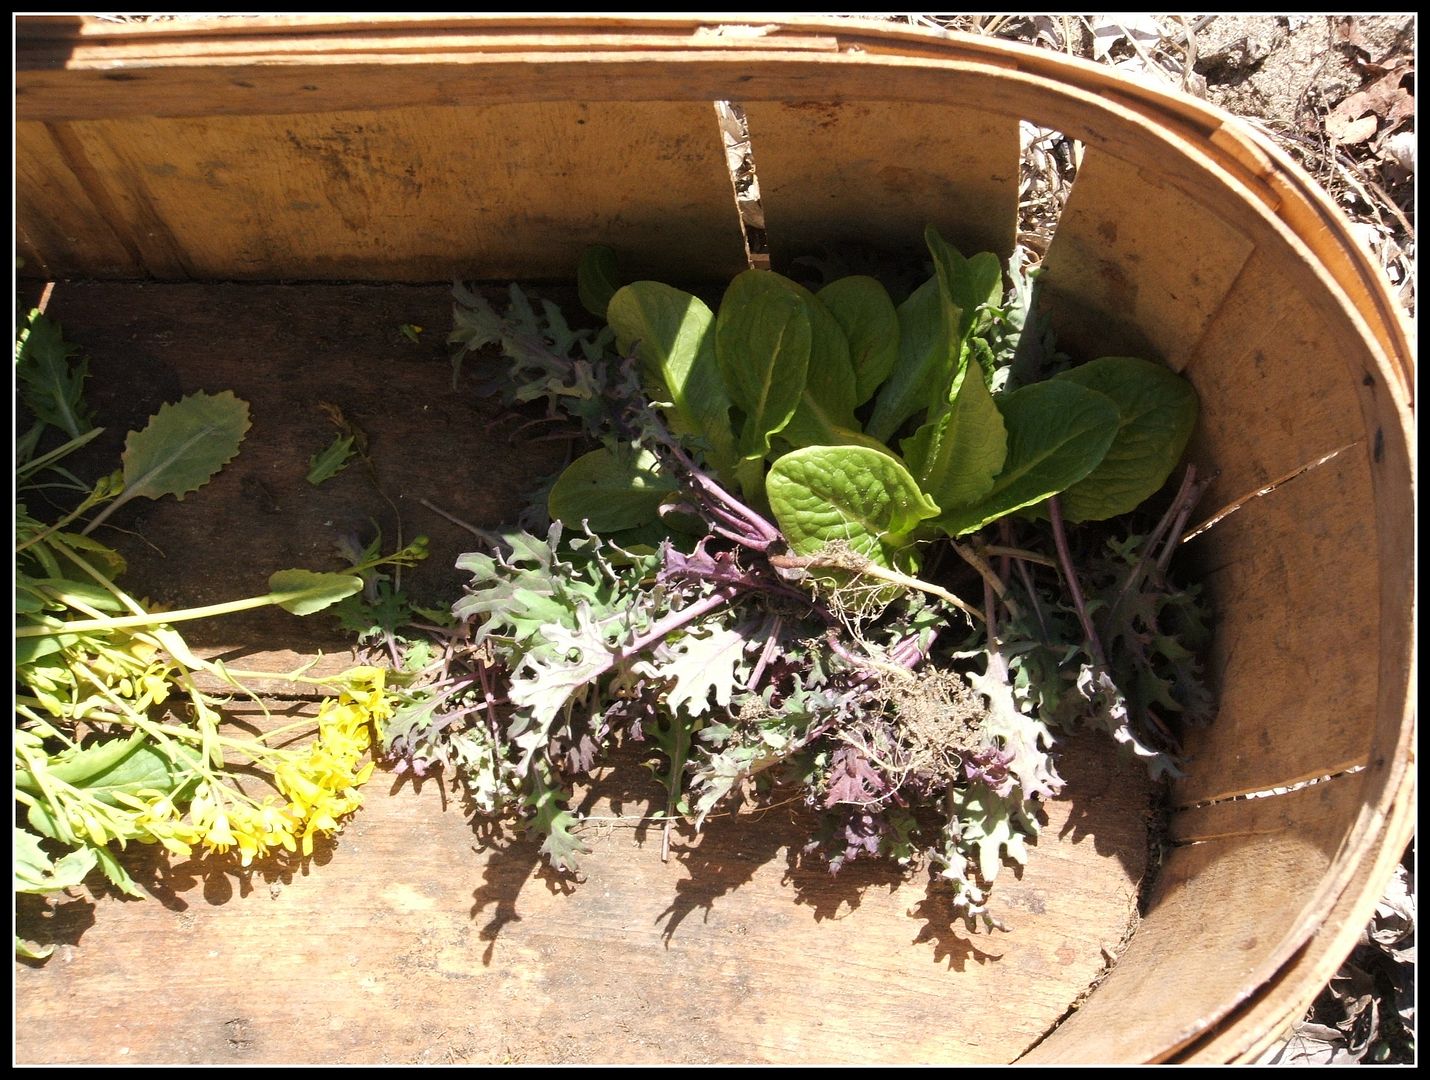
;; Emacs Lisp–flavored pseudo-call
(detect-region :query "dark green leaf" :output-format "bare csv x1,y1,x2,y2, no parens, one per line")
925,226,1004,345
548,446,678,532
817,275,899,405
937,381,1119,535
716,275,810,461
267,569,365,616
1052,356,1200,522
607,282,738,479
865,277,956,443
902,350,1008,511
577,244,622,319
767,445,939,570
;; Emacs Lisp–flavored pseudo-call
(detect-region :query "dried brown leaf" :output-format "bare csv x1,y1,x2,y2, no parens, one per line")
1326,66,1415,144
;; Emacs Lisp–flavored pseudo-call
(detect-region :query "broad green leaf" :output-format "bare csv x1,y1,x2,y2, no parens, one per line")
16,935,56,960
16,309,92,439
52,530,127,579
306,434,355,486
767,445,939,571
548,446,678,532
26,577,128,615
121,390,251,503
267,569,365,616
937,381,1119,536
865,277,956,443
577,244,622,319
1052,356,1200,522
607,282,738,479
902,350,1008,511
817,275,899,405
730,271,858,449
14,828,98,895
716,277,810,460
18,734,191,809
925,225,1004,345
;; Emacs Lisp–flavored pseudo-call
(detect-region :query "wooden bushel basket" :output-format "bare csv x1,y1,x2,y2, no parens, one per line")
14,16,1414,1065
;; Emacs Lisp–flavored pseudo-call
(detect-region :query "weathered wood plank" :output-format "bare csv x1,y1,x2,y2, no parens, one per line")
741,99,1018,266
15,721,1151,1066
1026,771,1366,1063
24,101,747,282
1035,141,1254,370
40,281,569,683
1173,448,1379,805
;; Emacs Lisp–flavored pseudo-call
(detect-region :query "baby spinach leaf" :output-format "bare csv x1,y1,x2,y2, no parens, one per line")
766,445,939,571
817,275,899,405
548,446,678,532
715,277,810,461
267,569,365,616
937,381,1119,536
1052,356,1200,522
902,350,1008,512
607,282,738,479
577,244,622,319
865,276,956,443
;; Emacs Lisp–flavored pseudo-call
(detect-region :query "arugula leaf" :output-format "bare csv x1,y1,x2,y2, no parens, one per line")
1051,356,1200,522
267,569,365,616
16,309,92,440
306,434,356,486
14,828,98,895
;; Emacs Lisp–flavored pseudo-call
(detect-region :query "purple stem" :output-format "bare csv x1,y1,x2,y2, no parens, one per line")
1046,495,1107,669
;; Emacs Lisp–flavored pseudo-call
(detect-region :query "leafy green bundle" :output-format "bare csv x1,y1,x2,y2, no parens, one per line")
14,309,397,958
387,228,1212,929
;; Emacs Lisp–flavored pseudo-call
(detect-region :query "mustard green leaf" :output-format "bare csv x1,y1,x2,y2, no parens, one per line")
267,569,365,616
937,381,1119,536
1052,356,1200,522
548,446,678,532
120,389,250,503
577,244,622,319
15,829,97,895
902,350,1008,511
15,309,92,440
607,282,738,478
817,275,900,405
766,445,939,570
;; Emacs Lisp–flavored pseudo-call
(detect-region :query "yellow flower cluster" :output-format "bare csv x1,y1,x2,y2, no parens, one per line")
190,668,395,866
